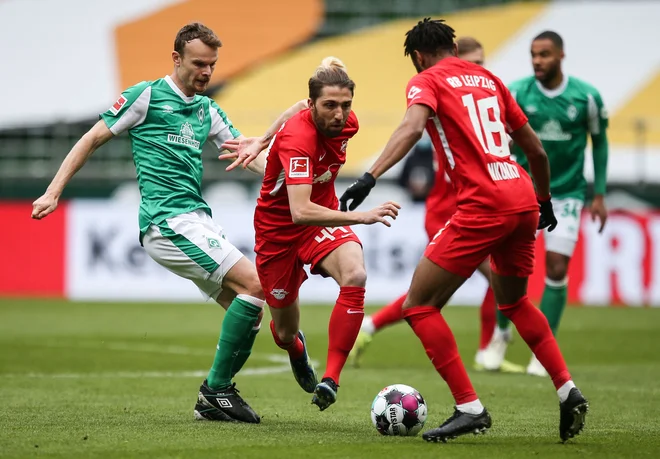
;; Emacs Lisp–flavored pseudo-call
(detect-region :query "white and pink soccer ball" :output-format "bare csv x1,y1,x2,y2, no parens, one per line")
371,384,428,436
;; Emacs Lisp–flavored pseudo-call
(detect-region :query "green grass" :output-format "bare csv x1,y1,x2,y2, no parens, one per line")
1,299,659,458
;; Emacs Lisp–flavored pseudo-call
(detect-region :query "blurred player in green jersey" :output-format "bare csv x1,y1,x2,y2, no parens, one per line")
31,22,306,423
481,31,609,376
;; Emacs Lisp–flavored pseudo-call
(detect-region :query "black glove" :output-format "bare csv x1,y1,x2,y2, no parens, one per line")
339,172,376,211
538,197,558,232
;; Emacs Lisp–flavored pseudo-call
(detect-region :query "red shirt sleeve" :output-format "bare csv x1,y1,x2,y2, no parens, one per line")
277,128,316,186
498,80,527,132
406,74,438,113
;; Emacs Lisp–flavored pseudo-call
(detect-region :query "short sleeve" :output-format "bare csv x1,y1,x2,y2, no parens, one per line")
100,82,151,135
209,100,241,149
500,82,527,133
277,128,317,186
587,90,608,135
406,74,438,112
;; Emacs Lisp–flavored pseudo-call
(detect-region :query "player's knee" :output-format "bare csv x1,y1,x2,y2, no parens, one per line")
242,273,265,300
272,320,297,344
545,261,568,281
340,266,367,288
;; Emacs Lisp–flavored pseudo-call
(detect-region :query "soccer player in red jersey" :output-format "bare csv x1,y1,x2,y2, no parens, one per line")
340,19,588,443
225,57,400,411
350,37,523,374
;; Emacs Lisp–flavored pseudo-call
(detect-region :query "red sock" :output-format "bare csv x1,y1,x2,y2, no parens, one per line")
323,286,365,384
403,306,477,405
372,293,406,331
479,287,497,350
499,296,571,389
270,320,304,360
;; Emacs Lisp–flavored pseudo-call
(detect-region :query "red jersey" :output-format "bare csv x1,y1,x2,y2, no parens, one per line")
407,57,537,215
425,153,456,216
254,109,359,246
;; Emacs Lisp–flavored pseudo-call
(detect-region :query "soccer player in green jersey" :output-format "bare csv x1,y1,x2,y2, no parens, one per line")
480,31,609,376
31,22,307,423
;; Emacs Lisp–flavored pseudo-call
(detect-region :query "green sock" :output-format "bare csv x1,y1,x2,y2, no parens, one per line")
207,295,263,390
231,325,261,378
540,278,568,335
496,308,511,331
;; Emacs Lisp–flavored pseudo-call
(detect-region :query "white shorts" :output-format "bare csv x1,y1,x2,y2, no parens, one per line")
142,209,244,300
541,197,584,257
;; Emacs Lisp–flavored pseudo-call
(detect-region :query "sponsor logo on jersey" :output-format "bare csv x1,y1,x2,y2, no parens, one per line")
162,105,174,114
408,86,422,100
567,105,578,121
525,105,537,114
270,289,288,300
167,122,200,149
197,106,204,124
313,163,342,184
487,162,521,182
289,157,310,178
538,120,572,141
109,95,127,115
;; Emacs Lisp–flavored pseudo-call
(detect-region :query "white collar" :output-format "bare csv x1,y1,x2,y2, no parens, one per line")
165,75,196,103
535,75,568,98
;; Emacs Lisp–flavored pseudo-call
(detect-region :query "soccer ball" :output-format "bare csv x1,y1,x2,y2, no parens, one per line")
370,384,428,436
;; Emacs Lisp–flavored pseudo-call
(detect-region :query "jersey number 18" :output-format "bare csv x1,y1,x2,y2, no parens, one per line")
462,94,510,158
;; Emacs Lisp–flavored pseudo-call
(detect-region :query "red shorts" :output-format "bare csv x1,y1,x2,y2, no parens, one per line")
424,211,539,278
256,226,362,308
424,207,455,241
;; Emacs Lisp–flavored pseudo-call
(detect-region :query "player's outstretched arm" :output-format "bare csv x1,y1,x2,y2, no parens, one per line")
509,123,551,198
220,99,309,173
339,104,429,211
288,184,400,227
32,120,114,220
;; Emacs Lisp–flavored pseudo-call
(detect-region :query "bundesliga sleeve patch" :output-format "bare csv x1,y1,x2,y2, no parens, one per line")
288,157,310,178
109,95,127,115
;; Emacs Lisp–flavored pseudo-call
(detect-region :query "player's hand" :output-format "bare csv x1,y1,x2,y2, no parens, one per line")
31,193,58,220
360,201,401,227
218,137,263,171
339,172,376,211
537,197,558,232
590,195,608,233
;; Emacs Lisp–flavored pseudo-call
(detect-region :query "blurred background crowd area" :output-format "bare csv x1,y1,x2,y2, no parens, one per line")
1,0,659,208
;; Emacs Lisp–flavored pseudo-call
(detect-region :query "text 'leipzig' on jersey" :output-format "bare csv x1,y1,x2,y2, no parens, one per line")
405,57,538,216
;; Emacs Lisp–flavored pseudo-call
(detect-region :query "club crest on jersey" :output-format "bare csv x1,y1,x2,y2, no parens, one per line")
407,86,422,100
567,105,578,121
289,157,309,178
109,95,127,115
197,106,204,124
167,122,200,149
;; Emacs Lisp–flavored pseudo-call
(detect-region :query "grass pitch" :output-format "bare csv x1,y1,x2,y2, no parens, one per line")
1,299,659,458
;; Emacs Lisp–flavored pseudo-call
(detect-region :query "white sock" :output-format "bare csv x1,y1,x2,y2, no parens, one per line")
361,316,375,335
456,399,485,415
557,380,576,403
493,325,511,342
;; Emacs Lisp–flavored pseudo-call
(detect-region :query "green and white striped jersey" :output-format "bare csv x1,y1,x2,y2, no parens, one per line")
100,75,240,236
